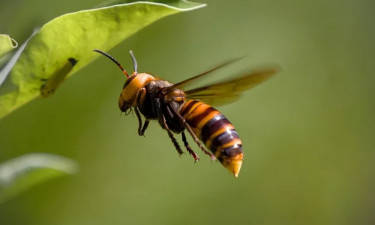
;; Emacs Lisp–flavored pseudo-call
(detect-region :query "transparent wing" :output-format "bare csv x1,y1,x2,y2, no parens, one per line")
164,58,242,92
184,67,279,106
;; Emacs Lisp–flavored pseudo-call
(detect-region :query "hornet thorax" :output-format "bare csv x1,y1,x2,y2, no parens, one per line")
138,79,186,133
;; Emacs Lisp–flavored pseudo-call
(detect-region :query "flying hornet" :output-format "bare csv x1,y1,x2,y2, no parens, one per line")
94,50,278,177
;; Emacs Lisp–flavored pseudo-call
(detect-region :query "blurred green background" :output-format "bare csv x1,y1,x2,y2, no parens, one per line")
1,0,374,225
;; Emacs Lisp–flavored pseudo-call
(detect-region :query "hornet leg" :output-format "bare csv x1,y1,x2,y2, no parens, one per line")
167,104,216,160
140,119,150,136
161,114,183,156
181,131,199,162
156,99,183,156
134,88,150,136
134,107,144,136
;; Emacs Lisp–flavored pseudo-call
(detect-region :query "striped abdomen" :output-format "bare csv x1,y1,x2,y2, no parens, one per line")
180,100,244,176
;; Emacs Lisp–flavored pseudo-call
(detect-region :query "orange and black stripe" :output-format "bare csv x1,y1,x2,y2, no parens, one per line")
180,100,244,176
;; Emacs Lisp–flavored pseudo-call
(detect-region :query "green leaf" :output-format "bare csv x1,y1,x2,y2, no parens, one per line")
0,1,206,119
0,34,18,58
0,153,78,204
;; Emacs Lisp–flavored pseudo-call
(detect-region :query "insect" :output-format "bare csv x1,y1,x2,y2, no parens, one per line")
94,49,278,177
